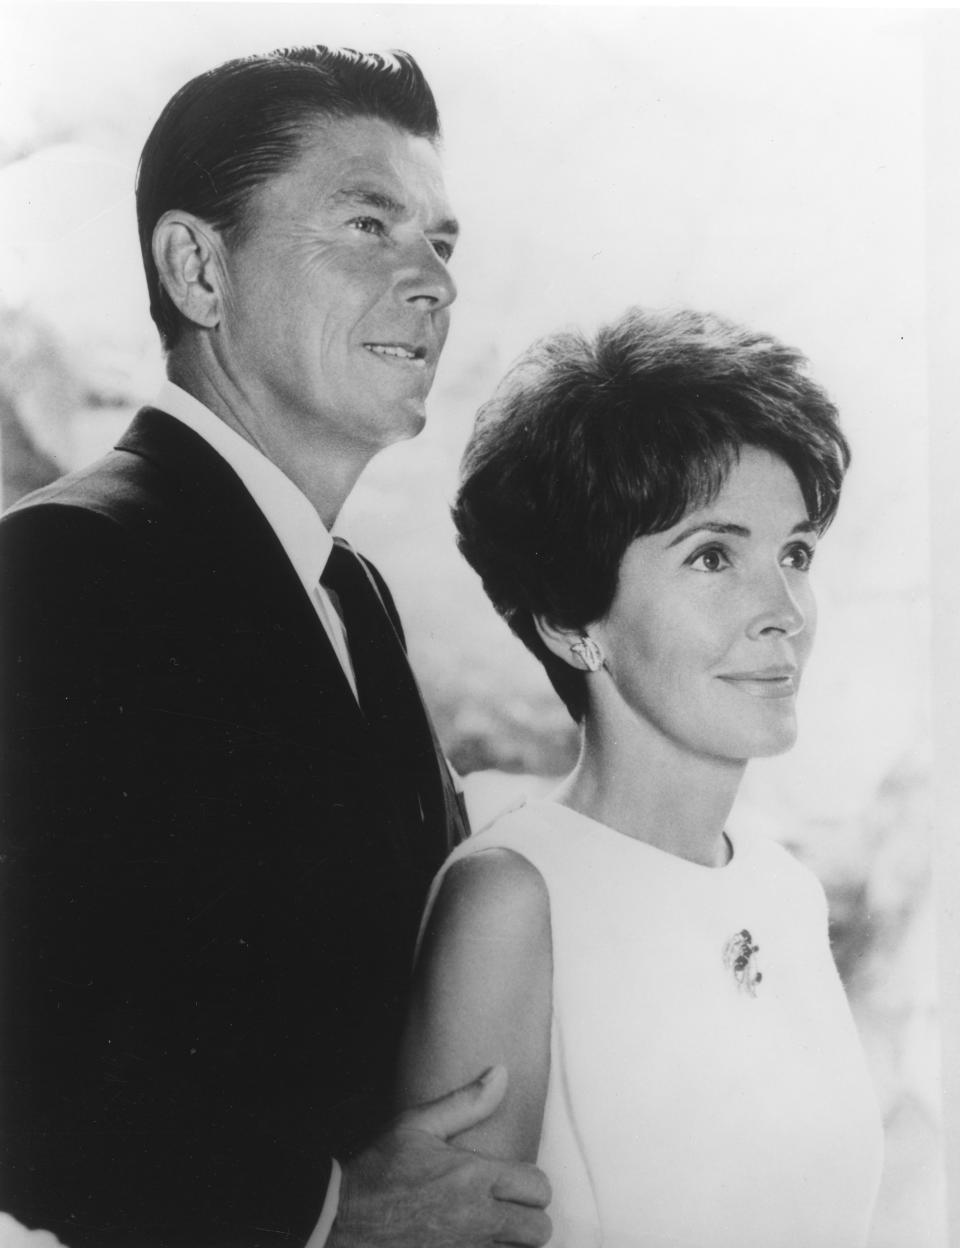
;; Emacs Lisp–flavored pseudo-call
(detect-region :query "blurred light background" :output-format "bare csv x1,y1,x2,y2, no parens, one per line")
0,4,944,1245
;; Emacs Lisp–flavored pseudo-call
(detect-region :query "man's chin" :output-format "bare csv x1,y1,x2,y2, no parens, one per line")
360,404,428,455
391,400,429,441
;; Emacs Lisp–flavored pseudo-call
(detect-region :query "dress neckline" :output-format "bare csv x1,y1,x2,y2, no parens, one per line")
524,797,749,876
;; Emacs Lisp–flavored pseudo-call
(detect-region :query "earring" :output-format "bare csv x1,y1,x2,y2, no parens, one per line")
570,636,604,672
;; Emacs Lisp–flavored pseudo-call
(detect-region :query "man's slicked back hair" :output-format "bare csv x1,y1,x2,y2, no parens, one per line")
453,307,850,723
136,45,441,347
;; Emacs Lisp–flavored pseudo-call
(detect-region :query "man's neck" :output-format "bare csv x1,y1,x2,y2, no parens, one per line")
165,354,371,529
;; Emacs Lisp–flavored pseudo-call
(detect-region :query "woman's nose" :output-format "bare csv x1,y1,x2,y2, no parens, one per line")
745,569,808,640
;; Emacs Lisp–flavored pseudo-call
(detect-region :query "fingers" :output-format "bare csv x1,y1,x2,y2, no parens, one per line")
491,1161,552,1209
335,1128,552,1248
399,1064,508,1141
491,1161,552,1245
492,1203,553,1247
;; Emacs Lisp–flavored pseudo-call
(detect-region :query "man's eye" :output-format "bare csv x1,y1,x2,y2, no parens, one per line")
350,216,385,236
782,542,815,571
430,239,454,263
688,546,731,573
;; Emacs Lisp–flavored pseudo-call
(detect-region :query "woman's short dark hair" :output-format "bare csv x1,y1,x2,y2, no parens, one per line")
453,307,851,723
136,45,441,348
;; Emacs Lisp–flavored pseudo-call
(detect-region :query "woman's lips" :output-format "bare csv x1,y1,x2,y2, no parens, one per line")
716,669,798,698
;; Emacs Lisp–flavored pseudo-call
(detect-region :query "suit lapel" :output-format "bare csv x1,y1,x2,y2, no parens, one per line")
116,408,366,735
115,407,464,868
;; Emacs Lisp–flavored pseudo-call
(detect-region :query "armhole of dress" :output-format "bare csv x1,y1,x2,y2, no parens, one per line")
412,830,549,968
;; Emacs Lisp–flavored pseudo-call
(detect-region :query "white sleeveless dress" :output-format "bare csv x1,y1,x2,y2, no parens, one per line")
424,799,883,1248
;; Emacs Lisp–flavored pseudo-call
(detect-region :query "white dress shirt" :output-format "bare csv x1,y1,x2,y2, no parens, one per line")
153,380,346,1245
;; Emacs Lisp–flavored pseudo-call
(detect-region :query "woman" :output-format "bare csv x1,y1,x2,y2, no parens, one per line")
397,308,883,1247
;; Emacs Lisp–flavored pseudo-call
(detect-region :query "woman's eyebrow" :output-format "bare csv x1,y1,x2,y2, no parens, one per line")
666,521,750,547
666,518,815,548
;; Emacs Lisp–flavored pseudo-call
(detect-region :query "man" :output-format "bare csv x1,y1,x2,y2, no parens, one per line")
0,46,550,1248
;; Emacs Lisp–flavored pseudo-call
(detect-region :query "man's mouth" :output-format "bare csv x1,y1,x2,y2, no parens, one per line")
363,343,428,365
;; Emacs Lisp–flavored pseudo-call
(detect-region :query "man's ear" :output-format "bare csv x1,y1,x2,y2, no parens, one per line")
534,615,606,673
152,210,225,331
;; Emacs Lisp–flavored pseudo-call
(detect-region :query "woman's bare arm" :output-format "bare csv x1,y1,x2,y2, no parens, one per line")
396,847,552,1163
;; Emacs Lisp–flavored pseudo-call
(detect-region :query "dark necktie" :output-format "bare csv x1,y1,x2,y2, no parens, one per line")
321,539,412,724
320,539,468,865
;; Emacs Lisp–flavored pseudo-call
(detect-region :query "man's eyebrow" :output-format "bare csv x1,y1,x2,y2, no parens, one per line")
333,186,405,214
332,186,460,235
666,519,814,547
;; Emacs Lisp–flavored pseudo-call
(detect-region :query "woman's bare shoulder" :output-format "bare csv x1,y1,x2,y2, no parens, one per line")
431,845,551,939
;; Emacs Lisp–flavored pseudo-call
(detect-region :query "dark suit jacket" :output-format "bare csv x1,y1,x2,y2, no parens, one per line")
0,408,466,1247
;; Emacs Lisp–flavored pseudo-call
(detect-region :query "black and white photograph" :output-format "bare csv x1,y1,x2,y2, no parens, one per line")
0,4,954,1247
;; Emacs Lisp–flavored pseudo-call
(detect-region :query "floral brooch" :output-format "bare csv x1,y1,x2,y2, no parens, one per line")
723,928,763,996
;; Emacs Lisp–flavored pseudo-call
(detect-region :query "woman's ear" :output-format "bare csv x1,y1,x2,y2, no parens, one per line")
534,616,606,673
152,210,225,332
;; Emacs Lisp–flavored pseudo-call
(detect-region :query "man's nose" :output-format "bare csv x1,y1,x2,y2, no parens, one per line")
396,238,458,311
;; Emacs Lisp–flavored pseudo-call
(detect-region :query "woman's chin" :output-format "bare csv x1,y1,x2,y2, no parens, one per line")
746,720,799,759
709,711,799,761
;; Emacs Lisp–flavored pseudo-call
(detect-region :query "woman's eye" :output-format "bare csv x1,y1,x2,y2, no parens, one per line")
782,542,815,571
689,546,731,573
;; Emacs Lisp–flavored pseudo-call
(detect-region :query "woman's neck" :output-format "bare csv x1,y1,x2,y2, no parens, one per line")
554,705,746,868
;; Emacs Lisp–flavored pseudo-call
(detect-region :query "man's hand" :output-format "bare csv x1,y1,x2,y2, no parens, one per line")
328,1066,552,1247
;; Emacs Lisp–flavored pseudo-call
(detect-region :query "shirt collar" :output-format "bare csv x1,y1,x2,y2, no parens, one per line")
153,380,332,592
